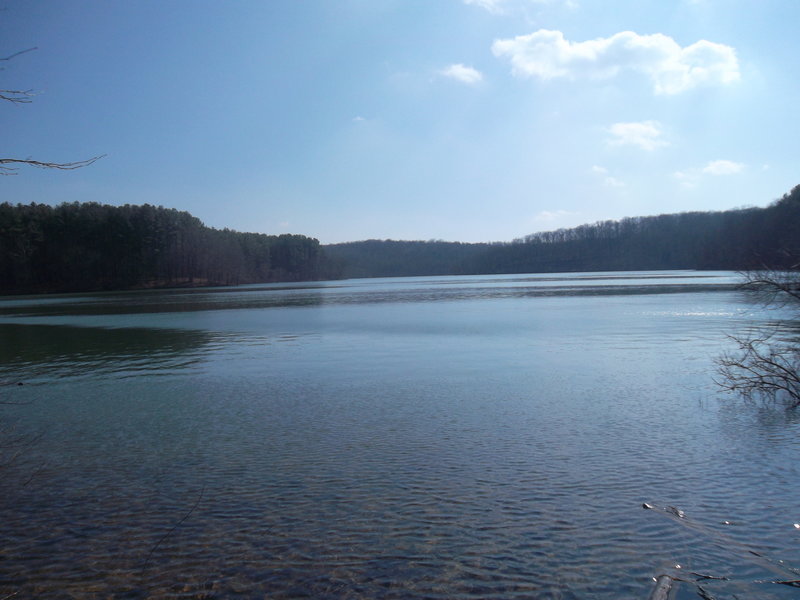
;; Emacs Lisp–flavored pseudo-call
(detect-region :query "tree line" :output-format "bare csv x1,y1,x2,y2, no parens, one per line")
0,202,340,294
326,185,800,278
2,185,798,293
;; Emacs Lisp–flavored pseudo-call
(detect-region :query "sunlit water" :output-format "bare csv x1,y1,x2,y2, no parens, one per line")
1,271,798,599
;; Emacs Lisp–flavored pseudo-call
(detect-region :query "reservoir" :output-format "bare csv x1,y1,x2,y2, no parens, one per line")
1,271,799,599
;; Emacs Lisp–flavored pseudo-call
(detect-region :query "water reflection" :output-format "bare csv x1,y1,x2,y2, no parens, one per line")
0,323,217,381
0,285,327,318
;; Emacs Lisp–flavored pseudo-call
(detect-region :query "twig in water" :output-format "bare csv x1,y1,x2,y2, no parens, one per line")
141,485,205,573
690,572,729,581
696,584,717,600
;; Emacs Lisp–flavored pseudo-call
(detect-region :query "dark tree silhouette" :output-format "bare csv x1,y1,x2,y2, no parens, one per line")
0,202,339,293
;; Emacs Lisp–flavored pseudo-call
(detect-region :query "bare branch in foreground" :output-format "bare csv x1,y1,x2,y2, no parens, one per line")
716,334,800,409
0,47,38,63
716,263,800,409
0,88,35,103
739,266,800,307
2,46,105,174
0,155,106,174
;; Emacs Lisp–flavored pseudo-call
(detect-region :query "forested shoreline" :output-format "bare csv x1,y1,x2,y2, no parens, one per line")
1,185,798,294
326,184,800,278
0,202,340,294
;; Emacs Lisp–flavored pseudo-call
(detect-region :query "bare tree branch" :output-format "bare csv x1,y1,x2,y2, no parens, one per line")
717,265,800,409
0,47,38,63
0,155,106,174
739,268,800,306
1,45,104,172
0,88,35,103
1,46,37,101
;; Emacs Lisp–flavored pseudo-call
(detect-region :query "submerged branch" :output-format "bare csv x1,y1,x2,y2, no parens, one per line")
643,502,800,598
141,485,205,573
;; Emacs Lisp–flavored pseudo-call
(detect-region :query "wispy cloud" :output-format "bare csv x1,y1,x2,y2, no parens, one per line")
530,209,582,229
463,0,507,13
591,165,625,187
606,121,667,151
440,63,484,85
463,0,576,15
674,159,745,187
492,30,740,94
673,170,696,189
702,159,745,175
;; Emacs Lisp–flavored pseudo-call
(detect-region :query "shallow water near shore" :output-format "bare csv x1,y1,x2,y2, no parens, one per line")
1,271,799,599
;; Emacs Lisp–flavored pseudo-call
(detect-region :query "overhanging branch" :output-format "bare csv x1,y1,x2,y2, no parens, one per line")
0,47,38,63
0,88,35,103
0,155,106,174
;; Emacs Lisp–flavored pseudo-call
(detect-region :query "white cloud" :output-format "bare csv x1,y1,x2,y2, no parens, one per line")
702,159,744,175
674,159,745,187
590,165,625,187
607,120,667,151
440,63,484,85
491,29,740,94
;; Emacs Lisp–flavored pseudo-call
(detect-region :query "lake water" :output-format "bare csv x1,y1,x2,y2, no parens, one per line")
1,271,799,599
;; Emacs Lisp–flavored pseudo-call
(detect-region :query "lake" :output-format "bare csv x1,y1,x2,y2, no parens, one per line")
1,271,799,599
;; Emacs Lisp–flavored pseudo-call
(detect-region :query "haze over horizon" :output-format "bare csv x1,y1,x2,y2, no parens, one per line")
2,0,797,244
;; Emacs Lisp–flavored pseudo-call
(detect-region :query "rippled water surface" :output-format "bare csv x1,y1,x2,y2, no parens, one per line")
1,271,799,599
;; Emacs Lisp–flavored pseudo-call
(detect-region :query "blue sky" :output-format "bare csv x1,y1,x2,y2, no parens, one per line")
1,0,798,243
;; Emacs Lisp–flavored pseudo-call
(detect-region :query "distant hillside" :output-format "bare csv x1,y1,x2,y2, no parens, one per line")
0,202,341,294
326,184,800,278
324,239,493,278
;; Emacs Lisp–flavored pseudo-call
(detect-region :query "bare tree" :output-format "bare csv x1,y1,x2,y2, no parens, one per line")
716,264,800,409
1,46,104,174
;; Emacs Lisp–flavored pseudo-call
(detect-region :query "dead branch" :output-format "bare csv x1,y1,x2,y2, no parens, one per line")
0,88,35,103
0,155,106,174
2,46,38,102
2,45,104,173
716,335,800,409
738,264,800,307
716,262,800,408
0,47,37,63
